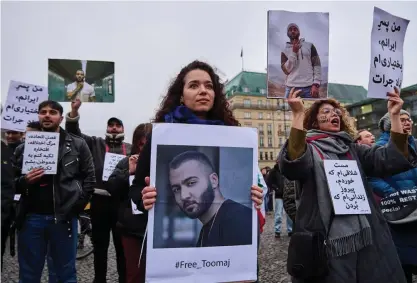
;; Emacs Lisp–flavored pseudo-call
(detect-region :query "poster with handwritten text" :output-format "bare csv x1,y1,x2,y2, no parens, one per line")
1,81,49,132
323,160,371,215
22,131,59,174
102,152,125,181
367,7,409,99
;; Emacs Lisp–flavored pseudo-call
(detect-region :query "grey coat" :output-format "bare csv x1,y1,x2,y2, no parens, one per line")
279,137,417,283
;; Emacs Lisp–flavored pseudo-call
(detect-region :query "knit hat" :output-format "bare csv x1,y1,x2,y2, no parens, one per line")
378,109,410,132
287,23,299,32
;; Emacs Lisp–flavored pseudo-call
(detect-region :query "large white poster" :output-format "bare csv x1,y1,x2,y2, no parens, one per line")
367,7,409,99
146,123,258,283
1,80,48,132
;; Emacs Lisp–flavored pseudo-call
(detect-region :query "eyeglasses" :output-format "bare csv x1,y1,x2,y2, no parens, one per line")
320,107,343,116
400,118,413,124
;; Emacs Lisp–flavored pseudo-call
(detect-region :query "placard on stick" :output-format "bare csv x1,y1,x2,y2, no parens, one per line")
367,7,409,99
323,160,371,215
22,131,60,174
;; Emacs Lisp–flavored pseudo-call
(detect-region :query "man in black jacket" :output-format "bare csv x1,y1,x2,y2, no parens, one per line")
1,140,15,269
65,99,131,283
267,165,293,238
12,100,95,282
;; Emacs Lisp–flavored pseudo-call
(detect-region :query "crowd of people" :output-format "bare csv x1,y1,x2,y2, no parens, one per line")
1,60,416,283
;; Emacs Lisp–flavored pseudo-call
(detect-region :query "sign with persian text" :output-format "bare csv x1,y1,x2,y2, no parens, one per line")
1,81,49,132
102,152,125,181
367,7,409,99
324,160,371,215
22,131,59,174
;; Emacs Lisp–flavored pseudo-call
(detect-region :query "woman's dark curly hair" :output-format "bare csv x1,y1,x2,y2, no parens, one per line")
303,98,357,138
131,123,152,155
153,60,240,126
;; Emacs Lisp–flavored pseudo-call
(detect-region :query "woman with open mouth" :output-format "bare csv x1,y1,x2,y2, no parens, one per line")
278,86,417,283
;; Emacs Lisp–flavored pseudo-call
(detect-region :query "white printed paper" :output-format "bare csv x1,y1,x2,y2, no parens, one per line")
367,7,409,99
129,175,143,215
1,81,49,132
102,153,125,181
22,131,59,174
324,160,371,215
146,123,258,283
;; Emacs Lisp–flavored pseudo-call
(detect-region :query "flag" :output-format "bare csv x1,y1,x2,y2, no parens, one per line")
256,167,267,233
240,48,243,58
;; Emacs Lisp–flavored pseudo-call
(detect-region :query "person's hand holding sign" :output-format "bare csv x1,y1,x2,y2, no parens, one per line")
25,168,44,184
142,176,157,210
251,185,264,209
142,177,264,210
287,87,304,131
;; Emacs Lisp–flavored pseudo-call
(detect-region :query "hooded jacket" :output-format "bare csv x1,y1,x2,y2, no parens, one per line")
281,24,322,88
65,113,132,193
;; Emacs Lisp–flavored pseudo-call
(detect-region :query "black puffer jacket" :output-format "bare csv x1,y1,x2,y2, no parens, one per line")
12,128,96,228
107,156,147,238
266,165,285,199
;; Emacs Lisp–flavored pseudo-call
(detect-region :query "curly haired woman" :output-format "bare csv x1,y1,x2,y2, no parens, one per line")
129,60,265,282
278,87,417,283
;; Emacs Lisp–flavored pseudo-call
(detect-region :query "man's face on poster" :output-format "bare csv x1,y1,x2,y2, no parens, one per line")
288,26,300,40
169,160,216,219
75,70,85,82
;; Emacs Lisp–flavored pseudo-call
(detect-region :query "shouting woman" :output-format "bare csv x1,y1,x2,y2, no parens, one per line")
279,87,416,283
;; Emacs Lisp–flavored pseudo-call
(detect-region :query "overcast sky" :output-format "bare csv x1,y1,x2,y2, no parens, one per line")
1,1,416,142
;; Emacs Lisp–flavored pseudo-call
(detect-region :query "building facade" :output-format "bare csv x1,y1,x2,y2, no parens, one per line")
224,71,368,169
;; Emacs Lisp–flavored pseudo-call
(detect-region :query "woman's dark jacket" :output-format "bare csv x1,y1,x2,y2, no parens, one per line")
129,133,152,216
107,156,147,238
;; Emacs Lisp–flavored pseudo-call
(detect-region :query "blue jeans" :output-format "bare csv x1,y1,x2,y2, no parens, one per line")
274,199,293,234
285,86,312,98
18,214,78,283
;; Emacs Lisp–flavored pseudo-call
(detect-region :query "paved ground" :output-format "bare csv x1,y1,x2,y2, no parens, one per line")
2,213,416,282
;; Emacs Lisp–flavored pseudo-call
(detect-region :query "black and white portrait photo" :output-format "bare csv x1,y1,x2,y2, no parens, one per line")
153,145,253,249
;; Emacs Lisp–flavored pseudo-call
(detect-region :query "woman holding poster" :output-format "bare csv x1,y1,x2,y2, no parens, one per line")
130,60,265,283
278,87,416,283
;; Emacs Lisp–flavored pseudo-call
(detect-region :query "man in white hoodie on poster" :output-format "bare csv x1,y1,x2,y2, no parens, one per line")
281,23,322,98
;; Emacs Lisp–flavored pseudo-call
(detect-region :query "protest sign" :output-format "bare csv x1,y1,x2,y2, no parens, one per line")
22,131,59,174
146,123,258,283
102,153,125,181
48,58,115,103
1,81,48,132
267,10,329,99
367,7,409,99
324,160,371,215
